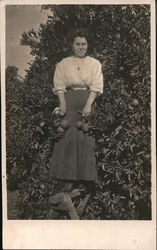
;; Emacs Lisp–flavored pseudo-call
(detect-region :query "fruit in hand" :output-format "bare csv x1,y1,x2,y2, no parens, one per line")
57,126,65,133
76,121,83,130
61,119,69,129
82,123,89,133
53,119,61,127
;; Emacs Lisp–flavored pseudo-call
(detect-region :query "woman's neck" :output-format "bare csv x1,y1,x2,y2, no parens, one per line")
73,55,88,59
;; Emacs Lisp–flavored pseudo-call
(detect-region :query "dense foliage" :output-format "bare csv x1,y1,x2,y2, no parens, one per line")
6,5,151,220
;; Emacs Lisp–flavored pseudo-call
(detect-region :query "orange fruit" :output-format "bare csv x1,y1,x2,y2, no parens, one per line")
61,119,69,129
53,119,61,127
132,99,139,106
130,71,136,77
82,123,89,133
76,121,83,130
115,33,121,40
134,195,140,201
57,126,65,133
119,66,124,71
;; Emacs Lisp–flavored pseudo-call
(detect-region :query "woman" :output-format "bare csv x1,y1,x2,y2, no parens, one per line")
49,28,103,191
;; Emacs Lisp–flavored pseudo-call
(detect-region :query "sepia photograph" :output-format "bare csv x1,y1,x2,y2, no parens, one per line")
1,0,156,249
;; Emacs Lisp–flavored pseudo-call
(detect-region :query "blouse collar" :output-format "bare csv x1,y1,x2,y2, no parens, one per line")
72,55,89,61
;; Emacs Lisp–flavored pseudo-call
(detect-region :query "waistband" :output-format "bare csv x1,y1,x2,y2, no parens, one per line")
67,86,88,91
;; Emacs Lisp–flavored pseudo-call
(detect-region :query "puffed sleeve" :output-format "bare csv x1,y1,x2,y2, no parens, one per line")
52,61,67,95
90,61,103,95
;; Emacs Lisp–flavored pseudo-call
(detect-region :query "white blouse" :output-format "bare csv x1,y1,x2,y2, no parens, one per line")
53,56,103,95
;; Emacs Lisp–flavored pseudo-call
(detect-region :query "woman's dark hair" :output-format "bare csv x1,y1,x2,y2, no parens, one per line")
65,27,94,55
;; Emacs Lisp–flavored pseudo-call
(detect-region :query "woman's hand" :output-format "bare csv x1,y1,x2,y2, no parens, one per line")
57,91,66,116
82,91,97,117
82,104,91,117
59,104,66,116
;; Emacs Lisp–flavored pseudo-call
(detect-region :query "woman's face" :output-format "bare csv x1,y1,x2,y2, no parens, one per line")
72,37,88,58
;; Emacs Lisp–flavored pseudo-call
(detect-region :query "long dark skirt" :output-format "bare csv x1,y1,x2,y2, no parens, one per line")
49,89,97,181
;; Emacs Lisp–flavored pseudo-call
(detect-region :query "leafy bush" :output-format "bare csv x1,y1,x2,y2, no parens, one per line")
6,5,151,219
